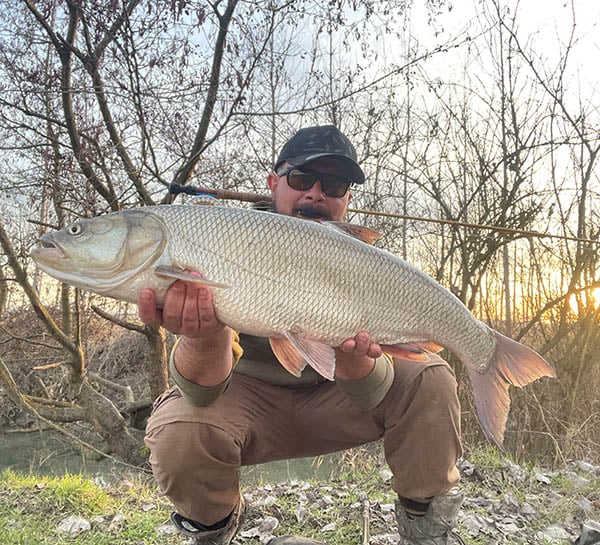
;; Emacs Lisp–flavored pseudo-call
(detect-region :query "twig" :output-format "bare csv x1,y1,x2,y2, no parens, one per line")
360,492,370,545
91,305,145,333
33,361,67,371
88,371,135,404
0,326,62,351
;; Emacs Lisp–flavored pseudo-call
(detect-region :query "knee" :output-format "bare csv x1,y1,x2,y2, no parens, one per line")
145,420,241,477
417,365,459,409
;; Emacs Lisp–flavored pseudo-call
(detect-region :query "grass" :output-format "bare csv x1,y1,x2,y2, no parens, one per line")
0,469,178,545
0,444,597,545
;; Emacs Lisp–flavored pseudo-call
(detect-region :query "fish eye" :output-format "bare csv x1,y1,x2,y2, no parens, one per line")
68,223,82,236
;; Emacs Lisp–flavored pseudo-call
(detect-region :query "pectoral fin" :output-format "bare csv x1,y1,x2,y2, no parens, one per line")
154,265,230,288
281,334,336,381
269,337,306,378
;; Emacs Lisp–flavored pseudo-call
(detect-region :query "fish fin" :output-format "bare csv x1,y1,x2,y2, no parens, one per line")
381,342,443,361
269,337,306,378
325,222,383,245
154,265,230,288
411,341,444,353
468,330,556,448
284,333,336,381
381,343,431,361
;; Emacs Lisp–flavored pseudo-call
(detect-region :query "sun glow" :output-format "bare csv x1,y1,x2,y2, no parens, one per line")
569,287,600,313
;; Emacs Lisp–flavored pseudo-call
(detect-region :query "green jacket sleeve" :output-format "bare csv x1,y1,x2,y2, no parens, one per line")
335,354,394,411
169,333,244,407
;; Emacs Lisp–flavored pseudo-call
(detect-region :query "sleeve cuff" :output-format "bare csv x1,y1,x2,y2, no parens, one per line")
168,334,242,407
335,355,394,411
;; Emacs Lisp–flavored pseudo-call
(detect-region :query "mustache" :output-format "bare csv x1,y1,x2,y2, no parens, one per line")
292,204,333,221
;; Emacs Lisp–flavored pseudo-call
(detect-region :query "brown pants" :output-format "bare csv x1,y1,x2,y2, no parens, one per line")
144,357,462,525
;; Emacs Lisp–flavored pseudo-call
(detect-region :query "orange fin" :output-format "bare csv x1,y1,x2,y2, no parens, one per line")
269,337,306,378
468,330,556,448
411,341,444,353
154,265,230,288
326,222,383,245
381,342,441,361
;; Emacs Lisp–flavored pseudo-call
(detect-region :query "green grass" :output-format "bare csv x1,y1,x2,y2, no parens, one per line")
0,469,177,545
1,442,597,545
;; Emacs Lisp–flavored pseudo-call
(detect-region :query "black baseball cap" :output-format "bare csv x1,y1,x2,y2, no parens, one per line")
274,125,365,184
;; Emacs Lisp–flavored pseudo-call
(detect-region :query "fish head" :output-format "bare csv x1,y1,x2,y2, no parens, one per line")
30,210,167,295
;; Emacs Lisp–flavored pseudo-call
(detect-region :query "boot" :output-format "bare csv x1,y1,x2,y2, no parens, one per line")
170,495,246,545
574,520,600,545
395,488,464,545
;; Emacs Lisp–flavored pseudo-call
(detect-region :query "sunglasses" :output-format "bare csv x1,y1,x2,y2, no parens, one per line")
277,167,352,198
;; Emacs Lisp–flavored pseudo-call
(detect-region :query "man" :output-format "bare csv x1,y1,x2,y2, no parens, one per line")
139,125,464,545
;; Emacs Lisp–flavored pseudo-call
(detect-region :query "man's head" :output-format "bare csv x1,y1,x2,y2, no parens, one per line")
268,125,364,222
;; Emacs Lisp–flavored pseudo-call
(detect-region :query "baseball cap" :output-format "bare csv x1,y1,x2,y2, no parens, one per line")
274,125,365,184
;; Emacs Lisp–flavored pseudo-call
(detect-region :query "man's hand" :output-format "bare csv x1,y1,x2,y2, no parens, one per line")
138,275,228,339
334,330,381,380
137,279,233,387
338,331,383,359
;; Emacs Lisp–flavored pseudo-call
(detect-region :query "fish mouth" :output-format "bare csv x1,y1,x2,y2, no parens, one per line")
31,238,67,261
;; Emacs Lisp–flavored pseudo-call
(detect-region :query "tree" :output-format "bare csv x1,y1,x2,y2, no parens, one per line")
0,0,427,462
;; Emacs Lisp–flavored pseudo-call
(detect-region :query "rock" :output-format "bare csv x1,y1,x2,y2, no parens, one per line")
254,494,278,507
537,525,572,542
576,462,598,474
504,460,527,482
108,512,124,531
461,512,496,536
520,502,537,517
157,523,178,535
379,467,393,482
56,515,91,537
294,504,308,523
369,533,400,544
534,471,552,485
241,516,280,543
577,497,594,514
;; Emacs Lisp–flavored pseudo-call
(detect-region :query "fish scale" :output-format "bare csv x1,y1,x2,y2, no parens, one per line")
30,203,556,446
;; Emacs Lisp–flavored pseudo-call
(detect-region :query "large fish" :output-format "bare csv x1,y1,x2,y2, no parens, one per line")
30,204,555,446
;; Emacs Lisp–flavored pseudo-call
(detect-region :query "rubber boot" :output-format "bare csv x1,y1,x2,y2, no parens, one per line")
395,488,465,545
574,520,600,545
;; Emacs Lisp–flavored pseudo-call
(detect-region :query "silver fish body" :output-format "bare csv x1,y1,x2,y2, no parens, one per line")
31,204,555,445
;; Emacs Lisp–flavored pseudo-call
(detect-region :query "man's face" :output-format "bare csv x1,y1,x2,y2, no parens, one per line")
268,158,352,222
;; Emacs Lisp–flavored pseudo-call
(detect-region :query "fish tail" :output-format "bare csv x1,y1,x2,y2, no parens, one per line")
467,330,556,447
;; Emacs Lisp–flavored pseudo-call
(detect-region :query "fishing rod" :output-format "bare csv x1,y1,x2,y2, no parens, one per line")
168,182,598,246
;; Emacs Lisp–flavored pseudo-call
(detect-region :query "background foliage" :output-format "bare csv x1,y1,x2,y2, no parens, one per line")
0,0,599,465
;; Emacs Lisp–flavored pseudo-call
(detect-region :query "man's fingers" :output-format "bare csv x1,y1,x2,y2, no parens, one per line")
338,331,382,358
353,331,371,355
367,344,383,359
138,288,162,326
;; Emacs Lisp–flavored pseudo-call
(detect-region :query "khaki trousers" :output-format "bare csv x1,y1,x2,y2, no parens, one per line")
144,357,462,525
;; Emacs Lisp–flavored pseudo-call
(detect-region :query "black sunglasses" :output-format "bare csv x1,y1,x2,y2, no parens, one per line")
277,167,352,198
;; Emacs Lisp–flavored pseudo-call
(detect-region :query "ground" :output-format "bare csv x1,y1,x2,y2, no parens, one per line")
0,443,598,545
